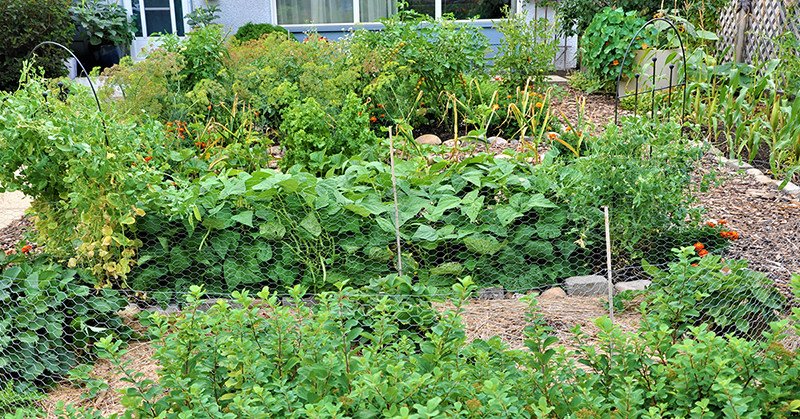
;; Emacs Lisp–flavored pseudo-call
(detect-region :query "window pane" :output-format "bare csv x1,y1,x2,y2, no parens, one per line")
360,0,396,22
132,0,143,37
277,0,353,24
173,0,184,36
405,0,434,18
145,10,172,35
443,0,511,19
144,0,170,7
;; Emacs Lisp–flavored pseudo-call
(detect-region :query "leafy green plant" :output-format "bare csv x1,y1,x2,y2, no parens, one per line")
159,24,230,90
493,7,558,90
0,0,74,92
580,8,651,91
185,3,221,29
233,21,290,43
642,246,785,340
70,0,137,47
0,251,132,394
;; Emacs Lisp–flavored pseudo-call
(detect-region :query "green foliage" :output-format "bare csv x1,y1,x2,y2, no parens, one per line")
159,24,230,90
493,8,558,90
553,118,705,259
53,277,800,419
70,0,137,47
580,8,650,91
185,3,221,29
233,21,290,43
0,0,74,92
0,252,132,394
0,77,156,283
347,11,490,119
642,247,785,340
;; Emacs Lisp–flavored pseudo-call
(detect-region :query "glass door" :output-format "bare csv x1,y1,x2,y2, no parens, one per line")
125,0,190,60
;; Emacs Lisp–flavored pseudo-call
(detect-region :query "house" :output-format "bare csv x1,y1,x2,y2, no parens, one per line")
119,0,576,69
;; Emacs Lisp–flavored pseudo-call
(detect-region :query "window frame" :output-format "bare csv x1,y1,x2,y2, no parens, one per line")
272,0,517,29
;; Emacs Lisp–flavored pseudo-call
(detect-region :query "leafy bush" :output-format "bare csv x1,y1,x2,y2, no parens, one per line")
55,277,800,419
643,247,785,340
0,0,74,92
580,7,651,90
159,24,230,90
233,21,290,43
0,252,132,394
493,8,558,90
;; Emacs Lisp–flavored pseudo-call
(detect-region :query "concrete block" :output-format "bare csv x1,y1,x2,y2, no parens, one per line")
565,275,610,297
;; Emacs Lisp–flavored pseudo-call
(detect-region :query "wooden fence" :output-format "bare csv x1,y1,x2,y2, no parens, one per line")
718,0,800,64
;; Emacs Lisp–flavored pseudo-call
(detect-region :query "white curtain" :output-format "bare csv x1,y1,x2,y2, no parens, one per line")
277,0,353,24
360,0,397,22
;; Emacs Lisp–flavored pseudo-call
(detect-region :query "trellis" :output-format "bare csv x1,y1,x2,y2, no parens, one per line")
718,0,800,64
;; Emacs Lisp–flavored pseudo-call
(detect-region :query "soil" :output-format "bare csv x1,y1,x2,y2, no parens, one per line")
21,86,800,417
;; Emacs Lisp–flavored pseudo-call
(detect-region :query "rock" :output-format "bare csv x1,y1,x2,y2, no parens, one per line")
564,275,609,297
442,139,458,147
281,296,318,307
415,134,442,145
488,136,507,147
754,174,774,185
725,159,752,170
539,287,566,299
614,280,651,293
145,304,181,315
117,304,141,317
269,145,282,155
477,286,506,300
509,140,520,147
779,181,800,195
745,168,762,176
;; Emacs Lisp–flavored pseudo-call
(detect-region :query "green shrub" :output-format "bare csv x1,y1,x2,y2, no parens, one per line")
233,21,290,43
0,0,74,92
0,252,132,394
493,8,558,90
580,7,651,91
159,24,229,90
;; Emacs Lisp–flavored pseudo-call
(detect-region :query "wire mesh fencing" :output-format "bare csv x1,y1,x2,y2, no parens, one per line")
1,170,797,414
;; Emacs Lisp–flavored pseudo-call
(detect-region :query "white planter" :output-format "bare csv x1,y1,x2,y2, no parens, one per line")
618,48,681,97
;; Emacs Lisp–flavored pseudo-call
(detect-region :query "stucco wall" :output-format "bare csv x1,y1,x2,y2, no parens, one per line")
212,0,274,35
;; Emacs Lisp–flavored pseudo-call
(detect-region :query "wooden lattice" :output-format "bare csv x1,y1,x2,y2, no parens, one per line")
717,0,799,64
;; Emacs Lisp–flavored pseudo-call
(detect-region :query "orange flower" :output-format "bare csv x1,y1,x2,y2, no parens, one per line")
548,132,558,140
694,242,704,251
718,220,727,225
706,221,716,228
691,263,698,267
380,114,385,118
5,249,14,256
21,245,32,254
564,126,571,132
166,122,173,126
144,156,153,162
698,249,708,257
370,116,377,123
612,60,619,66
535,102,543,108
492,104,499,111
507,94,512,99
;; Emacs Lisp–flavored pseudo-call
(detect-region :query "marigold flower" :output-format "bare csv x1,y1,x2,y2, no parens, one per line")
718,220,727,225
564,126,571,132
166,122,173,126
507,95,512,99
706,221,716,228
370,116,377,123
535,102,543,108
21,245,32,254
698,249,708,257
207,105,212,110
144,156,152,162
694,242,704,251
612,60,619,66
691,263,698,267
380,114,385,118
492,104,500,111
548,132,558,140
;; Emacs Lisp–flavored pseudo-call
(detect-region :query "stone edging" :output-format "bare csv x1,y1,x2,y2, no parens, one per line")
709,146,800,197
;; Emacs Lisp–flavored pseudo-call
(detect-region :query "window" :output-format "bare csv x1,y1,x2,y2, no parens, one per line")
131,0,186,37
275,0,513,25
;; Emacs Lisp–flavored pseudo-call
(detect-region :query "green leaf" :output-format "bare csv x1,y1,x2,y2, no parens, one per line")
464,234,504,256
210,230,241,259
299,212,322,237
259,222,286,240
169,246,192,274
412,225,439,242
231,211,254,227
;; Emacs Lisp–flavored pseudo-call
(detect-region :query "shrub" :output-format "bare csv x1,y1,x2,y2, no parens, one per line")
159,24,229,90
233,21,290,43
493,8,558,90
580,8,652,91
0,252,132,393
0,0,74,92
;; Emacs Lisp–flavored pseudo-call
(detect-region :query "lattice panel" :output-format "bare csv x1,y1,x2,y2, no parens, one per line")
718,0,739,62
717,0,798,64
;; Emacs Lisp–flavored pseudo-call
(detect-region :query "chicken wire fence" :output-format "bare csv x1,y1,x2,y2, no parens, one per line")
0,183,795,409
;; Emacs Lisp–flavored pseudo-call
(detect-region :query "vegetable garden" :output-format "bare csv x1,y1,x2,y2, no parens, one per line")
1,2,800,417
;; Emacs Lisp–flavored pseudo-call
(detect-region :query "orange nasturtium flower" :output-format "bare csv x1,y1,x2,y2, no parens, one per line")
21,245,32,254
535,102,543,108
564,126,571,132
144,156,153,162
370,116,377,123
612,60,619,66
548,132,558,140
694,242,704,252
698,249,709,257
